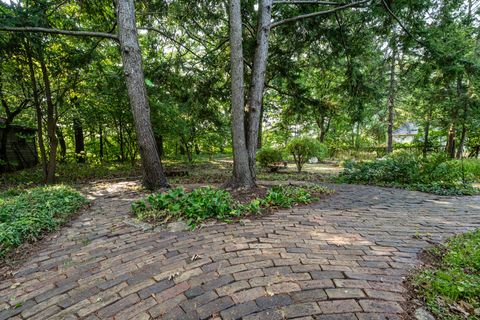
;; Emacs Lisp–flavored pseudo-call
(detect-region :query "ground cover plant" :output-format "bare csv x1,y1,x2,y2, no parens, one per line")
340,152,480,195
131,184,333,228
412,229,480,320
0,186,87,259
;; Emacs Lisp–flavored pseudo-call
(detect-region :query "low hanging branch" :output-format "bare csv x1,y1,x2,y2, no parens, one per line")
271,0,370,28
0,26,118,40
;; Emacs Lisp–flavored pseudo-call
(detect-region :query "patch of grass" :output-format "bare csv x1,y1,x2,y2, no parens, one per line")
132,184,333,229
0,186,87,259
413,229,480,319
1,162,141,189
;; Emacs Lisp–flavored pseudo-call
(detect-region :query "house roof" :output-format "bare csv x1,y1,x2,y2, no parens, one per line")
393,122,418,136
0,119,37,132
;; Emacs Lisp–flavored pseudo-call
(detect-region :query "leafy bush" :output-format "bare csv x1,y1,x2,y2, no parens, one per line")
0,186,87,258
256,147,284,172
453,159,480,182
340,151,479,195
286,137,328,172
132,185,333,228
413,230,480,319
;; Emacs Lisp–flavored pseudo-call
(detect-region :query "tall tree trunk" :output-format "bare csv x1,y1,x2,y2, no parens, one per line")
155,134,163,158
445,123,456,158
117,0,168,190
26,43,47,179
0,119,12,171
228,0,254,188
56,126,67,163
423,110,431,157
73,117,85,163
246,0,273,181
39,57,57,184
257,104,264,149
99,125,104,160
456,124,466,159
386,36,396,154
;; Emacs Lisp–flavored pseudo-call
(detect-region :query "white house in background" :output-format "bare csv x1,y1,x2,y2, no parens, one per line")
393,122,419,143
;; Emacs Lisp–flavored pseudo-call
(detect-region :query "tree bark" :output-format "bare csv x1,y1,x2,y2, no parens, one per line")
56,126,67,163
456,124,466,159
73,118,86,163
99,125,104,160
246,0,273,180
0,119,12,170
423,110,431,157
386,35,396,154
26,43,47,179
39,58,57,184
116,0,168,190
445,123,456,158
228,0,255,188
257,104,264,149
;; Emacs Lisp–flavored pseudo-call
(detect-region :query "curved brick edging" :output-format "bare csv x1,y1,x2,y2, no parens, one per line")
0,181,479,319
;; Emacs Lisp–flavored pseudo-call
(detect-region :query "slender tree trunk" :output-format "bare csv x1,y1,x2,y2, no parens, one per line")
423,112,431,157
26,44,47,179
446,123,456,158
117,0,168,190
246,0,273,180
386,36,396,154
456,124,466,159
257,104,264,149
228,0,254,188
56,126,67,163
39,57,57,184
155,134,163,158
99,125,104,160
73,118,85,163
0,119,12,170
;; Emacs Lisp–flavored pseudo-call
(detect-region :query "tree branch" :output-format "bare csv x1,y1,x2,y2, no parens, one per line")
0,26,118,40
380,0,426,47
273,1,344,5
270,0,370,29
138,27,203,60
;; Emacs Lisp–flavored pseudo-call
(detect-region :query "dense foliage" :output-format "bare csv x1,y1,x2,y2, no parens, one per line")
340,152,480,195
132,184,332,228
256,147,284,172
414,229,480,319
0,186,87,258
0,0,477,189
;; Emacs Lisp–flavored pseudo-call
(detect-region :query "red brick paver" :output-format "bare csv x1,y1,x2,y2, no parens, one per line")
1,181,479,319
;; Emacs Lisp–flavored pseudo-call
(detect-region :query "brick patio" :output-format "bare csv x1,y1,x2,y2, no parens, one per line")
1,181,479,319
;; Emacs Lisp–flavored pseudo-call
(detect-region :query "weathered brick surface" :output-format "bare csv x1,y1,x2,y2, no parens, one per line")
0,181,479,319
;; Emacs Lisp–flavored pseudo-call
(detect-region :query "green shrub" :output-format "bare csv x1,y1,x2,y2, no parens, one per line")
453,159,480,182
286,137,328,172
132,185,333,228
132,187,236,227
256,147,284,172
413,230,480,319
340,152,479,195
0,186,87,258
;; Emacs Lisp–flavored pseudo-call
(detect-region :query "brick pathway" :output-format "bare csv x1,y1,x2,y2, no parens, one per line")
1,181,479,320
